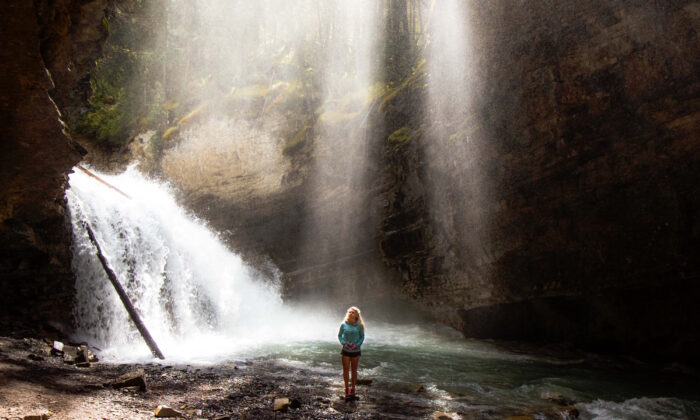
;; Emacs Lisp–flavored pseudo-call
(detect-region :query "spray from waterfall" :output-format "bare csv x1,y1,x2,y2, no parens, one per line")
66,165,338,362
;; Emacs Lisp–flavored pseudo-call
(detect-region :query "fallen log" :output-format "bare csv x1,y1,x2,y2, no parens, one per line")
84,221,165,359
76,164,131,199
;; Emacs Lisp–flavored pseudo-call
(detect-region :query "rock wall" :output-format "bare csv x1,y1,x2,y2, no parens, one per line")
0,0,106,335
379,1,700,362
163,2,700,361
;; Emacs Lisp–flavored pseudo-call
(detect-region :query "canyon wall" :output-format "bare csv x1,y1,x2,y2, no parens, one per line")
179,1,700,361
0,0,106,335
379,1,700,361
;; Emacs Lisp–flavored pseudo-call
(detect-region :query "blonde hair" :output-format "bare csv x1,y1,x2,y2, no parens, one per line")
345,306,365,329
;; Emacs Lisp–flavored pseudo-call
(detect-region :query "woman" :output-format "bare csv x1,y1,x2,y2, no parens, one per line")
338,306,365,400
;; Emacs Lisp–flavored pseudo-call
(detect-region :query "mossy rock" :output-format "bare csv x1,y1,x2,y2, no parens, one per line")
378,59,427,114
284,124,312,154
162,126,179,140
318,109,360,125
388,126,412,144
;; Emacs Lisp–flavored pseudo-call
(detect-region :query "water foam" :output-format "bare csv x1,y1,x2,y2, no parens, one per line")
67,165,338,362
578,397,700,419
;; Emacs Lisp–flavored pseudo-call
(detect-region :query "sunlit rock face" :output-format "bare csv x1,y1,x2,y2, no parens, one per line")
378,1,700,361
150,0,401,310
0,0,105,334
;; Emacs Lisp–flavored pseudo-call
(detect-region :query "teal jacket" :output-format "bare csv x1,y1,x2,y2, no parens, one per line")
338,321,364,354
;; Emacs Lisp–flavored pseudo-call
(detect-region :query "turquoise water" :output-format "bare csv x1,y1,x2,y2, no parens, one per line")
242,323,700,419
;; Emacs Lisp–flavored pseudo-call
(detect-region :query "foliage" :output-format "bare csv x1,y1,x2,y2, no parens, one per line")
78,0,431,154
77,0,167,148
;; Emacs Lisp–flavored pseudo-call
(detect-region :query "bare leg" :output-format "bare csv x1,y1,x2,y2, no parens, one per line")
350,356,360,389
341,355,351,390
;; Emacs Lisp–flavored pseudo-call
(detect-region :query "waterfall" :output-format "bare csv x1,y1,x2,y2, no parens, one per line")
66,165,334,362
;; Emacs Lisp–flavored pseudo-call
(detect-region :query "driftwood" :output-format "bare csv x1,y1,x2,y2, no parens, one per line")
76,164,131,199
84,222,165,359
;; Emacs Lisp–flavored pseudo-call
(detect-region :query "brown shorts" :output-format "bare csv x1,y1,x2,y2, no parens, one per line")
341,349,361,357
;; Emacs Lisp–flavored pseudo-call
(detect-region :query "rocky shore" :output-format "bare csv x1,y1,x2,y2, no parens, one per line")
0,336,608,419
0,336,447,419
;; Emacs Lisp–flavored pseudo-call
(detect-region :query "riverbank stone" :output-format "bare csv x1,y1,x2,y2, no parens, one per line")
154,405,182,417
541,391,575,406
273,397,290,411
110,369,147,391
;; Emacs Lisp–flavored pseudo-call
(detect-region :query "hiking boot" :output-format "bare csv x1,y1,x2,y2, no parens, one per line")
350,386,356,397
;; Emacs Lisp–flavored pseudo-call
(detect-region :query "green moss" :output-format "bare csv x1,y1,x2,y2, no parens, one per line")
388,126,412,144
283,124,311,154
162,126,179,140
317,109,360,125
378,58,426,114
101,16,110,34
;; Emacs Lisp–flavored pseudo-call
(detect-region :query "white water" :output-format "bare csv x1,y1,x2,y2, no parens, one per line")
67,165,339,363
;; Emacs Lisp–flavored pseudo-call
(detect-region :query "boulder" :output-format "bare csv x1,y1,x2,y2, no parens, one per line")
273,397,290,412
111,369,147,391
50,341,64,356
541,391,575,406
75,345,97,363
154,405,182,418
561,407,580,418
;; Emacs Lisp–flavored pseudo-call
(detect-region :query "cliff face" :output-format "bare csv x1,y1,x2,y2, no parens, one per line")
178,1,700,361
0,0,106,335
379,1,700,361
152,2,700,360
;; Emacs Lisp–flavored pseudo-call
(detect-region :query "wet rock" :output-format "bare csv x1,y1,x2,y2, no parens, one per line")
154,405,182,418
75,345,98,363
75,361,91,368
411,384,426,393
110,369,147,391
273,397,290,412
541,391,575,406
561,406,580,418
289,398,302,409
433,412,453,420
27,354,44,361
50,341,64,356
356,378,373,385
